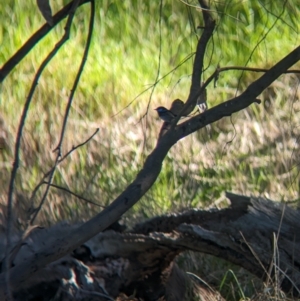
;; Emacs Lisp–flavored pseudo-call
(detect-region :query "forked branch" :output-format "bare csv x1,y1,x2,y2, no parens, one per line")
183,0,215,116
0,0,90,83
0,43,299,298
1,0,300,298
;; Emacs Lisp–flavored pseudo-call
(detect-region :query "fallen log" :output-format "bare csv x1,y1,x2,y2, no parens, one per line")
1,192,299,300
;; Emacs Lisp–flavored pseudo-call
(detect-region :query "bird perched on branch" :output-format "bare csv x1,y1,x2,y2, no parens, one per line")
155,106,177,122
170,99,185,116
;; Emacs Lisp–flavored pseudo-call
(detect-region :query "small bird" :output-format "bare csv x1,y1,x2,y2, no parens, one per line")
170,99,184,115
155,106,176,122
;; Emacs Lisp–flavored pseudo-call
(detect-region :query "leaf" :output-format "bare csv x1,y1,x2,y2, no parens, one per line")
36,0,53,26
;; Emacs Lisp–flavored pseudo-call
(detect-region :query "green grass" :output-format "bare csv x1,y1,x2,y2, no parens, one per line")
1,1,300,297
1,0,299,217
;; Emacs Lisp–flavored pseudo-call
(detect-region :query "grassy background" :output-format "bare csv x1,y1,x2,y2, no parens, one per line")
1,0,300,230
1,0,300,298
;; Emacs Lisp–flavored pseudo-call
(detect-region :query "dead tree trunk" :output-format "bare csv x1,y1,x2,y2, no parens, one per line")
1,192,299,300
134,192,300,296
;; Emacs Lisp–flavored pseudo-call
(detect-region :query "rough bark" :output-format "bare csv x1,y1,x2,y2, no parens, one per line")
1,192,299,300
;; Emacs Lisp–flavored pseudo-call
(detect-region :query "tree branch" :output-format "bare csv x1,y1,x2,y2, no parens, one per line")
0,0,90,83
30,0,95,225
183,0,215,116
4,1,88,298
175,45,300,139
0,44,299,298
29,128,99,210
44,182,104,208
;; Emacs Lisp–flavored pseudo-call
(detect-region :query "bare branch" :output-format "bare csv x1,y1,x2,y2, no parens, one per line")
175,47,300,140
170,0,215,129
29,128,99,215
45,182,105,208
0,0,90,83
60,128,99,160
4,128,99,284
30,0,95,224
54,0,94,156
4,1,94,297
29,0,86,225
183,0,215,116
216,65,300,74
4,1,85,297
0,44,299,297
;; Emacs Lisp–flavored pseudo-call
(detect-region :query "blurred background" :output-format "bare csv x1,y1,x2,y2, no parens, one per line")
0,0,300,228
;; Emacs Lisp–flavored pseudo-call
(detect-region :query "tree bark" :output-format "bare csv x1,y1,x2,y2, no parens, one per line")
3,193,300,300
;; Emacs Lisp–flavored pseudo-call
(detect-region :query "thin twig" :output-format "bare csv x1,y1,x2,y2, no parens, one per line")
29,128,99,212
29,157,59,225
174,62,300,123
28,0,95,224
176,46,300,139
239,231,272,284
7,129,99,274
54,0,95,155
171,0,215,128
29,0,85,225
4,1,83,298
58,128,99,163
0,45,299,298
44,182,105,208
0,0,90,83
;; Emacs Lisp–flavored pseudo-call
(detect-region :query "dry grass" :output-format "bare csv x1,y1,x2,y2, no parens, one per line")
1,73,300,231
1,73,300,221
1,1,300,299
